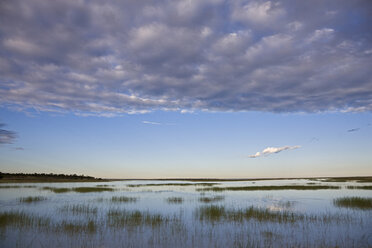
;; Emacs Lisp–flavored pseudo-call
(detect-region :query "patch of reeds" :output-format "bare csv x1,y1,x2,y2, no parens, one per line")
60,220,97,234
59,204,98,215
166,197,184,204
0,185,36,189
196,205,349,223
346,185,372,190
72,187,114,193
127,183,219,187
41,186,114,193
19,196,47,203
196,205,302,223
0,211,50,229
322,177,372,183
107,209,170,227
197,185,341,192
198,195,224,203
111,196,138,203
333,197,372,210
41,187,71,193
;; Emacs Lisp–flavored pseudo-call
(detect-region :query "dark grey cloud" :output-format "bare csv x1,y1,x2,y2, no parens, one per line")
0,0,371,115
0,123,16,144
347,128,360,133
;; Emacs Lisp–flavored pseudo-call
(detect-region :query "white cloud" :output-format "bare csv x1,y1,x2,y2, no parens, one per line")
231,1,285,27
249,145,300,158
142,121,161,125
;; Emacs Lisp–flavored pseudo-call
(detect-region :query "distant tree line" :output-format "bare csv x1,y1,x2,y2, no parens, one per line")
0,172,101,180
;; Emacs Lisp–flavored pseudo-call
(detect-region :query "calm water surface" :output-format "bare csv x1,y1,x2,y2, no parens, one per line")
0,179,371,247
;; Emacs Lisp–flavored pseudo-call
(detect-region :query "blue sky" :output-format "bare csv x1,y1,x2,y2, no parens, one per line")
0,0,371,178
1,107,371,178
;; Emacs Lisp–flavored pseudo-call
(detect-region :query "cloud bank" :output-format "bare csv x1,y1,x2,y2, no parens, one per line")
0,0,371,115
249,145,300,158
0,123,16,144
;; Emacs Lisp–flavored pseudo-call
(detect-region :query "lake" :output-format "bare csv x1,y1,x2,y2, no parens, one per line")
0,179,371,247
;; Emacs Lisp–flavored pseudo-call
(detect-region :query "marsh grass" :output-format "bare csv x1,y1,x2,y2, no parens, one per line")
0,185,36,189
333,197,372,210
346,185,372,190
127,183,219,187
42,187,71,193
196,205,349,224
111,196,138,203
320,177,372,183
60,220,97,234
19,196,47,203
59,204,98,215
166,197,184,204
0,211,50,229
107,209,171,227
198,195,224,203
197,185,341,192
41,186,114,193
72,187,114,193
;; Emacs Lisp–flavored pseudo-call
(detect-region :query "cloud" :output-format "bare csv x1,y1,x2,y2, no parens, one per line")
0,0,371,116
249,145,300,158
142,121,161,125
347,128,360,132
0,123,17,144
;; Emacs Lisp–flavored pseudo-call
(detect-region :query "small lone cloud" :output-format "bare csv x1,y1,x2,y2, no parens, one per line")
249,145,301,158
347,128,360,132
14,147,24,151
142,121,161,125
0,123,17,144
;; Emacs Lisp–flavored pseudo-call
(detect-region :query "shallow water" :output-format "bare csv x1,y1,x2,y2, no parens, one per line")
0,179,371,247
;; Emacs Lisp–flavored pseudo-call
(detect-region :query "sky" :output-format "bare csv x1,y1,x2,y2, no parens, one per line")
0,0,371,178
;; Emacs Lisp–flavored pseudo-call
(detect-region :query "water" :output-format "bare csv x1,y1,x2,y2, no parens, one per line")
0,179,371,247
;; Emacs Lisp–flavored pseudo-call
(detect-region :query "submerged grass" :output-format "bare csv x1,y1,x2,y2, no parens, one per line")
111,196,138,203
107,209,172,227
333,197,372,210
19,196,47,203
197,185,341,192
166,197,184,204
198,195,225,203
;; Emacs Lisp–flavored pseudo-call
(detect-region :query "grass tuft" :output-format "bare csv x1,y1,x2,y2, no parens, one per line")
41,186,114,193
59,204,98,214
196,205,349,223
19,196,47,203
198,196,225,203
60,220,97,234
0,211,50,229
111,196,137,203
166,197,184,204
107,209,169,227
346,185,372,190
333,197,372,210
